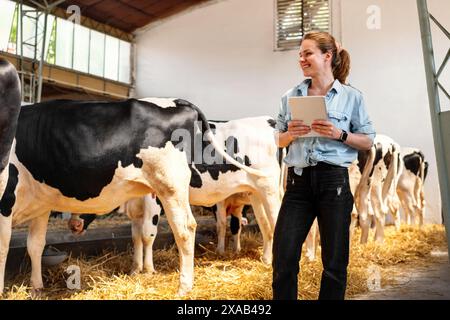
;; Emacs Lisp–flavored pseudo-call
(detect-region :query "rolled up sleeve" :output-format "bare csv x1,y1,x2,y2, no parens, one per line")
276,96,288,133
350,94,376,141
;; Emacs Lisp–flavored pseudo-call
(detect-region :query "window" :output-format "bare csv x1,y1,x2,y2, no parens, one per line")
118,40,131,84
0,0,16,52
55,17,74,68
89,30,105,77
0,0,132,84
275,0,330,51
73,24,90,73
104,35,119,81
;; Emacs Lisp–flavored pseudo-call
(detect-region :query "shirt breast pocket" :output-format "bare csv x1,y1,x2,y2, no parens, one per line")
327,110,350,131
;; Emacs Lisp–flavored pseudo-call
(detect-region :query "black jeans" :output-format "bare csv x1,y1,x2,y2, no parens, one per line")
272,163,353,300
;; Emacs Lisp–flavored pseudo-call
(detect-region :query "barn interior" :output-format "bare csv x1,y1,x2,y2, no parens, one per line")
0,0,449,301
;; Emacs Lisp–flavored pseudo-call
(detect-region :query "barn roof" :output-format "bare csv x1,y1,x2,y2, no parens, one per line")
21,0,210,40
54,0,210,33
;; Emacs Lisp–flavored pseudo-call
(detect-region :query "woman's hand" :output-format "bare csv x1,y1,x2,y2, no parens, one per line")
311,119,341,139
287,120,311,140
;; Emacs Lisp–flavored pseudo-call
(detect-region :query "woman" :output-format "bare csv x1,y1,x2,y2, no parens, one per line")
273,32,375,300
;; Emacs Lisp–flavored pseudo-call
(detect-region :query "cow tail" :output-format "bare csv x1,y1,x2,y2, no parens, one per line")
417,152,426,209
419,151,426,182
188,102,268,177
382,143,399,200
359,146,376,188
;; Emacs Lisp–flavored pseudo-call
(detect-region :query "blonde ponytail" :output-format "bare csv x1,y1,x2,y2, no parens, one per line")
333,49,351,84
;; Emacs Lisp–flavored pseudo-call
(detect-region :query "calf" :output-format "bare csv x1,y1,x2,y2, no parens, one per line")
397,148,428,226
213,192,251,255
0,98,264,296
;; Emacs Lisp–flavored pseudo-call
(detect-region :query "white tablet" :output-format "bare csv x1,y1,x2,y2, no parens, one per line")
288,96,328,138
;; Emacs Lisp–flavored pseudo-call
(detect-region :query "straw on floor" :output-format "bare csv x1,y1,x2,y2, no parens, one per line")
3,224,446,300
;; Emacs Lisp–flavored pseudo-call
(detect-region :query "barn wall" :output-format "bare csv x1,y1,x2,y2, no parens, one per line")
135,0,450,224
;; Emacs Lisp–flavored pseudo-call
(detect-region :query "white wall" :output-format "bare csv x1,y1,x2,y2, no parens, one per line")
340,0,449,224
135,0,300,119
135,0,449,223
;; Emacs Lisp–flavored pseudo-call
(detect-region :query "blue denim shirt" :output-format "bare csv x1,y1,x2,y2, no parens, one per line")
276,79,376,176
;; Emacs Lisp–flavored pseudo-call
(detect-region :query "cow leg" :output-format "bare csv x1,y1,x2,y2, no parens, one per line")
358,196,372,244
391,194,402,231
258,191,281,235
159,196,196,296
355,182,372,244
399,190,415,227
138,142,196,296
230,206,244,254
374,214,386,243
349,211,358,235
417,189,426,227
0,215,12,294
142,195,160,274
371,185,387,243
27,212,50,291
304,218,318,261
215,202,227,255
249,194,272,264
372,191,386,243
359,216,371,244
130,218,144,274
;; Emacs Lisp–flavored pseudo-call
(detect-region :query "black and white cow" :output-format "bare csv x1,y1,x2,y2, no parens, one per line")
102,117,282,272
304,135,405,259
194,117,282,260
0,97,266,296
353,134,401,243
73,115,283,273
0,58,21,293
397,148,428,226
0,58,21,198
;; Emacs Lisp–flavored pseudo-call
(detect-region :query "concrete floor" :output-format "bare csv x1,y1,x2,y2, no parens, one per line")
352,251,450,300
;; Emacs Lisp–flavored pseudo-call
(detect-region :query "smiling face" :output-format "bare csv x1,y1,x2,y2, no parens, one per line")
299,39,332,78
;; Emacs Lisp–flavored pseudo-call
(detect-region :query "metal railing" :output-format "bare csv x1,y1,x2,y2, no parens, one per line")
417,0,450,260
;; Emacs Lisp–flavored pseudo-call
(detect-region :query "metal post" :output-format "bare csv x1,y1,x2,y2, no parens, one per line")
417,0,450,260
36,10,48,103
